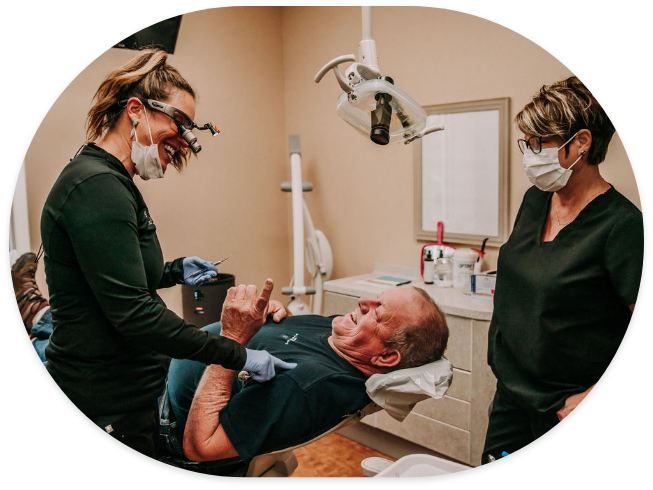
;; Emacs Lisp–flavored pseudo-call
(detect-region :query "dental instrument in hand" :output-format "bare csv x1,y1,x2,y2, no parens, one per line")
187,256,231,279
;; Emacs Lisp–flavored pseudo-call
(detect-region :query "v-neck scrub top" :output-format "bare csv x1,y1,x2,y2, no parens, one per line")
487,185,643,415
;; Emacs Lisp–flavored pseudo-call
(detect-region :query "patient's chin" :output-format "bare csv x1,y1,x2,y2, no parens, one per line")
330,316,350,336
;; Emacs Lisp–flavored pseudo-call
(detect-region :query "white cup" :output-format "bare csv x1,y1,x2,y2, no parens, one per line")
452,248,478,290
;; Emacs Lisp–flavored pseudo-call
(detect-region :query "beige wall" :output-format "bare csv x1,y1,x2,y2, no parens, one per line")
24,7,292,314
280,6,640,277
22,6,640,314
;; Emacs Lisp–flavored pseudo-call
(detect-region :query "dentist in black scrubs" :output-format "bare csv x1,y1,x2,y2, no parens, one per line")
41,49,291,458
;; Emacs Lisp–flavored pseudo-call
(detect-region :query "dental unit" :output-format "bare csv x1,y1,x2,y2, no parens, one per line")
314,6,444,145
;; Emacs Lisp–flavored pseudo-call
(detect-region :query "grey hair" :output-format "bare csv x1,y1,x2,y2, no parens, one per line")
383,287,449,370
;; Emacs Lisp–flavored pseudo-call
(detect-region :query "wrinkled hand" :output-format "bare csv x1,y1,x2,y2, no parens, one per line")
220,279,273,345
243,349,297,382
265,300,292,323
183,256,218,286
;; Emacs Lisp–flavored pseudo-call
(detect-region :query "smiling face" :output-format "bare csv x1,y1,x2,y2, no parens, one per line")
137,90,196,172
329,288,425,372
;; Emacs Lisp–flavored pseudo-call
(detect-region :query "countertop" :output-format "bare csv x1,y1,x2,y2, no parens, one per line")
323,263,494,321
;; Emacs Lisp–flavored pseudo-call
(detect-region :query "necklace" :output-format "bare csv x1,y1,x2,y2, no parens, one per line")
553,188,606,227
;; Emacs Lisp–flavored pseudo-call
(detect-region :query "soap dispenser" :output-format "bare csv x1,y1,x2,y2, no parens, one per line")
435,249,453,288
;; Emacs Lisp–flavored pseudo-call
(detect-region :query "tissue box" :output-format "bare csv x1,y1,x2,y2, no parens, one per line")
471,273,496,295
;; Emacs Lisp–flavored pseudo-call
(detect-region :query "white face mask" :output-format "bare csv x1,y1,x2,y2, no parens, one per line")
522,132,583,192
131,107,164,181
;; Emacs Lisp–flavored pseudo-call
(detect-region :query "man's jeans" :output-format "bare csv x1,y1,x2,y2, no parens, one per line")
30,308,52,365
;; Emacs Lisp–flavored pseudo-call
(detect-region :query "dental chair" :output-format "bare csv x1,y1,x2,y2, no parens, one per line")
157,357,453,477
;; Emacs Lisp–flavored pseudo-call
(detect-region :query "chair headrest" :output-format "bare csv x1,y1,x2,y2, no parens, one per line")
365,357,453,422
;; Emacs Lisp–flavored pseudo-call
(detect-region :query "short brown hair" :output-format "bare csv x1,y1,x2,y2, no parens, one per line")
515,76,615,165
85,48,196,170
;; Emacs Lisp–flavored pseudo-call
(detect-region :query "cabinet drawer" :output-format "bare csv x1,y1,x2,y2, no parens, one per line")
443,315,472,371
447,369,471,402
413,395,470,431
368,411,470,465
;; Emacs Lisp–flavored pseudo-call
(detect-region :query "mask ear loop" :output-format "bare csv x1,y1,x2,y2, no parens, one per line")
559,132,584,172
557,131,580,150
567,149,586,172
125,99,149,143
143,107,155,146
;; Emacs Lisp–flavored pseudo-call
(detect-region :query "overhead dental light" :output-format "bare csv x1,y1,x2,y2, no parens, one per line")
314,6,443,145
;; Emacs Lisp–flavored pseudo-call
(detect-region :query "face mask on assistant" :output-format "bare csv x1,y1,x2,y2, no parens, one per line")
522,132,584,192
131,107,164,181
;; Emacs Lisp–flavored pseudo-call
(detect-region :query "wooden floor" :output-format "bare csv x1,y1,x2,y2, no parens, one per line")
289,432,395,477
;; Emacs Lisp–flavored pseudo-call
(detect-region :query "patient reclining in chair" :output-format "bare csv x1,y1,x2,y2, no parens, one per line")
169,280,449,464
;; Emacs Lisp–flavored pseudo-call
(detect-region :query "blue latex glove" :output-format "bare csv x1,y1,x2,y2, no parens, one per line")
183,256,218,286
243,349,297,382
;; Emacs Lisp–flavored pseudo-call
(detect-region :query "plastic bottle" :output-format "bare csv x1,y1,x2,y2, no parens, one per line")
453,248,478,290
423,249,435,284
435,249,453,288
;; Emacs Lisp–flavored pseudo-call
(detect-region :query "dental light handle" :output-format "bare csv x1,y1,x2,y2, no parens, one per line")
314,8,381,92
314,53,382,93
404,125,445,144
314,54,356,92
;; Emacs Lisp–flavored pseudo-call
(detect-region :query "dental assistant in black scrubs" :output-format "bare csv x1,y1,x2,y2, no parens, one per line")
40,49,289,458
482,76,643,463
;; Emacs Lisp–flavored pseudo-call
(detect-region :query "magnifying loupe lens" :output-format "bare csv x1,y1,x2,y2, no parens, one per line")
180,127,202,153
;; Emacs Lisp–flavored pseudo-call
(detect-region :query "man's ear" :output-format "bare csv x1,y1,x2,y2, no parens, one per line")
371,349,401,368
